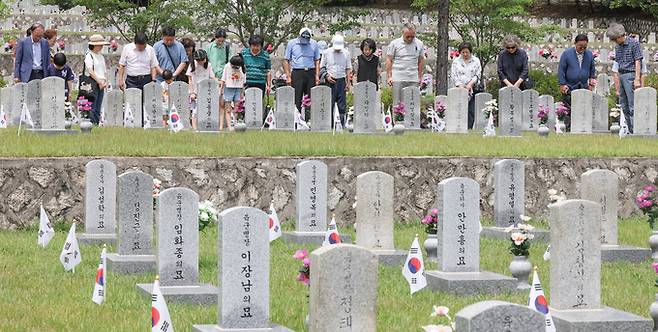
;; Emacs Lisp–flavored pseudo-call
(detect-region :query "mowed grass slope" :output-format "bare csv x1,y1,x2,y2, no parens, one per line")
0,219,654,332
3,127,658,157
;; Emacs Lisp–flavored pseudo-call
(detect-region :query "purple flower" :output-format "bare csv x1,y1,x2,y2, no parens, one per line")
301,94,311,108
234,99,245,113
393,102,406,115
652,262,658,274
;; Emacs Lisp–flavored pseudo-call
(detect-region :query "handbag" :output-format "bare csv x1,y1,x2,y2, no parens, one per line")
164,44,188,82
78,53,99,100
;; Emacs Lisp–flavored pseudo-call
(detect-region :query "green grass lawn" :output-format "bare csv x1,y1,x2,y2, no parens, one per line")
3,127,658,158
0,219,654,332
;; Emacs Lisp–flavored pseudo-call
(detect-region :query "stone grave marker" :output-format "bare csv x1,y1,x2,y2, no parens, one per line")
522,89,539,131
79,159,117,245
169,81,190,128
124,88,143,127
498,86,523,136
106,170,156,273
426,177,516,295
143,82,163,128
244,87,263,129
494,159,524,227
549,199,652,331
649,32,656,44
356,171,406,265
36,76,65,132
570,89,593,134
196,79,220,132
581,170,650,262
275,86,295,130
137,187,217,304
193,207,293,332
353,81,378,133
1,86,13,125
26,79,42,128
446,87,468,133
103,89,124,127
474,92,492,130
538,95,555,130
310,85,331,131
455,301,545,332
402,86,421,130
592,93,609,132
309,244,378,332
633,87,657,136
596,73,610,96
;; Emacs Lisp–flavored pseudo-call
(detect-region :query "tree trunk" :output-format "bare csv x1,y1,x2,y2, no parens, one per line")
435,0,449,95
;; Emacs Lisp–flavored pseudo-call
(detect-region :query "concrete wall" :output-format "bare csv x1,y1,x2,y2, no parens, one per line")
0,157,655,229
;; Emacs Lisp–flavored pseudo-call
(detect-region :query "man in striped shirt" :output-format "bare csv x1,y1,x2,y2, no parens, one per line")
607,24,643,133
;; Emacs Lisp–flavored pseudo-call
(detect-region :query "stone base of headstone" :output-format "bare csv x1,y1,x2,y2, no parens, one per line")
551,306,652,332
105,253,156,274
282,231,352,245
28,129,78,135
632,134,657,139
481,226,550,242
372,249,407,266
601,244,651,263
192,324,294,332
425,270,517,296
78,233,117,245
136,283,218,305
196,131,220,134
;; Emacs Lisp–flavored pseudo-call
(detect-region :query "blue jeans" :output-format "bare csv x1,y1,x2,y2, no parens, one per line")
329,78,346,127
618,72,635,133
90,89,104,125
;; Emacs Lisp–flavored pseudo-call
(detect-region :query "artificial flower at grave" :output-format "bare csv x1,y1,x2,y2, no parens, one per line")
537,104,550,125
636,185,658,230
422,305,455,332
555,102,570,122
434,100,446,119
483,99,498,125
393,102,406,122
505,219,535,257
233,98,245,121
422,209,439,234
198,200,218,232
293,249,310,286
76,96,93,119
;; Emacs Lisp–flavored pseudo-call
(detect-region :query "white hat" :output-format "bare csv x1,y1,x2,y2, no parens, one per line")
299,27,312,39
332,34,345,51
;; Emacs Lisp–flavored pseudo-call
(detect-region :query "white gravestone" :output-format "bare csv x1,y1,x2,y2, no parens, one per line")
446,87,468,133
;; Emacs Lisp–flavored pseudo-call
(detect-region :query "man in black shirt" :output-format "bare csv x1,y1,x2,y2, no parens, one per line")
497,35,529,90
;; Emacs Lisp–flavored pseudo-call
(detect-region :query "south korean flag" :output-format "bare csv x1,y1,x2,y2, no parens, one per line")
401,235,427,294
59,223,81,272
152,276,174,332
268,203,282,242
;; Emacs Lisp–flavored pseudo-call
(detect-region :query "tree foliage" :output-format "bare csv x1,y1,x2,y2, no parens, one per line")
609,0,658,19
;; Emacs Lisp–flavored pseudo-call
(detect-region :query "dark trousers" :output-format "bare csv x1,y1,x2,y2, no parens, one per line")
28,69,43,82
561,93,573,131
329,78,347,127
246,82,267,122
90,89,104,125
126,75,152,90
467,94,475,129
292,69,315,119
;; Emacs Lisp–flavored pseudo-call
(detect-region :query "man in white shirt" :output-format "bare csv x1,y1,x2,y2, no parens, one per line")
320,34,352,127
117,32,159,91
386,23,425,105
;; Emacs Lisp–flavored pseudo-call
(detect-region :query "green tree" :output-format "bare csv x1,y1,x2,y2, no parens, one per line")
53,0,194,43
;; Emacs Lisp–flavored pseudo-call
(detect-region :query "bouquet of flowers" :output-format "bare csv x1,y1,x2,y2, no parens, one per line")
266,44,274,54
293,249,310,286
198,200,218,232
434,100,446,119
505,220,535,257
449,50,460,60
555,102,570,121
57,39,66,51
76,96,92,119
538,48,551,59
301,94,311,120
233,98,245,121
652,262,658,287
421,209,439,234
537,104,550,125
483,99,498,124
152,178,162,206
609,105,622,120
636,185,658,229
422,305,455,332
608,51,616,61
393,102,406,122
109,39,118,53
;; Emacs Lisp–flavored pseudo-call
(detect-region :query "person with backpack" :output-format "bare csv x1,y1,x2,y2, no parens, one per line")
153,27,188,82
207,28,231,121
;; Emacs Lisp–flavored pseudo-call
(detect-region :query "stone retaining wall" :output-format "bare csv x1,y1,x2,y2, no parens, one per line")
0,157,655,229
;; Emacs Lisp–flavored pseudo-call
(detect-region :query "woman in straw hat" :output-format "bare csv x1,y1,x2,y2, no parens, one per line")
84,34,109,125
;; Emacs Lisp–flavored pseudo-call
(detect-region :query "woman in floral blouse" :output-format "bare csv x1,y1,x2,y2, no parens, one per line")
450,42,482,129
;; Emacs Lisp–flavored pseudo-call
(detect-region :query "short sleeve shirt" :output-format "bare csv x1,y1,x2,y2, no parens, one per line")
242,48,272,85
284,38,320,69
186,62,215,94
45,63,75,96
119,43,159,76
387,37,424,82
615,37,643,72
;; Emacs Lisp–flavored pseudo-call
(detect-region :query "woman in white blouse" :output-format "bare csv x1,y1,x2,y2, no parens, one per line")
85,34,109,125
451,42,482,129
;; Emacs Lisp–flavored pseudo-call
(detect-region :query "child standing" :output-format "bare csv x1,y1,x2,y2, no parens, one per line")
160,69,174,127
186,49,215,130
45,53,75,102
354,38,380,89
220,55,246,131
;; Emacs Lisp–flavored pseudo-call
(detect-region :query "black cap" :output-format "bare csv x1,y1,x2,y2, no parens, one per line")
215,28,227,38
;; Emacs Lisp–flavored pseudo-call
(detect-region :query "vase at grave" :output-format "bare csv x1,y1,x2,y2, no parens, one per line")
650,230,658,261
393,123,405,135
234,122,247,132
80,118,93,133
650,294,658,331
509,255,532,289
610,122,621,134
556,120,566,133
424,233,438,262
537,124,550,136
64,119,72,130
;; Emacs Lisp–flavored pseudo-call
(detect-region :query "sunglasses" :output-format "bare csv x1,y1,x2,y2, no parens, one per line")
506,46,517,50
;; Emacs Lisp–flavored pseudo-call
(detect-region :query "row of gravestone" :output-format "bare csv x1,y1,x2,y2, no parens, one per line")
2,76,66,132
77,159,653,331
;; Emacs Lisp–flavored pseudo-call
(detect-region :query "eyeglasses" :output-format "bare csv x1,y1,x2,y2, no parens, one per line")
506,46,517,50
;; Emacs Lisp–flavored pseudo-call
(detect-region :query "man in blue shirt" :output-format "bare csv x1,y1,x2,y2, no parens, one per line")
607,24,643,133
284,28,320,119
558,34,596,106
153,27,189,82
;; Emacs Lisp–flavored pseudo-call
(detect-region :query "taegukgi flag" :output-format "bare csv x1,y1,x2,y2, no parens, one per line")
37,204,55,247
268,203,282,242
401,235,427,294
528,267,556,332
60,223,81,272
322,215,342,247
92,245,107,304
152,276,174,332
